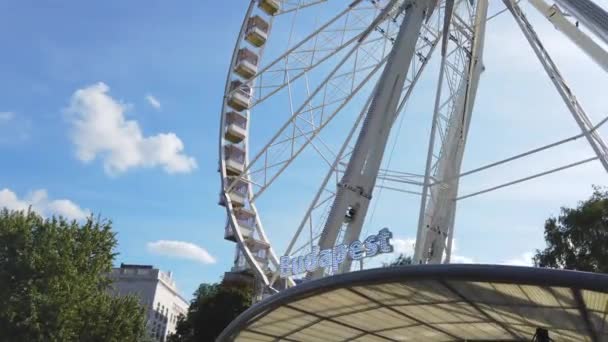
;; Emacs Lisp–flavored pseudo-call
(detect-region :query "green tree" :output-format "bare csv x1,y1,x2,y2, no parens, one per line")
384,254,413,267
168,282,252,342
534,187,608,273
0,208,147,342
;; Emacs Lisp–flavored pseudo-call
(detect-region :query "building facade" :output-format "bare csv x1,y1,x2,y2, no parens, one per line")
108,264,189,342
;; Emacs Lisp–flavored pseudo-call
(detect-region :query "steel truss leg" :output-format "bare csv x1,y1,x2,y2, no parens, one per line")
554,0,608,47
309,0,431,279
528,0,608,74
504,0,608,173
414,0,489,264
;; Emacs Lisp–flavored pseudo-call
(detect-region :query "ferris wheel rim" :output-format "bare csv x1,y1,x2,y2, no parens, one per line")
218,0,414,291
218,0,608,295
219,0,467,292
219,0,277,288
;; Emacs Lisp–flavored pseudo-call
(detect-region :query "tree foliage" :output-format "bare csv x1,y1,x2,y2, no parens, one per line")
168,282,252,342
534,187,608,273
0,208,147,342
385,254,413,267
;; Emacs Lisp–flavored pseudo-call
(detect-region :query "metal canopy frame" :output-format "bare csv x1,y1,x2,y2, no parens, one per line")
218,265,608,341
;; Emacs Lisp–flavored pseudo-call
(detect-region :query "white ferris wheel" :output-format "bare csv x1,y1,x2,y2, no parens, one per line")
218,0,608,298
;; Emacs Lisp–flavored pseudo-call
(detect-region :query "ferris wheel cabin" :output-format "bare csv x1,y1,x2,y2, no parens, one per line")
224,111,248,144
224,207,256,242
246,239,271,269
227,80,252,112
245,16,269,48
258,0,280,16
224,144,246,176
234,48,259,80
223,177,248,207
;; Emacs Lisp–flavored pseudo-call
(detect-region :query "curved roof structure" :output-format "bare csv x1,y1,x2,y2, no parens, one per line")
218,265,608,341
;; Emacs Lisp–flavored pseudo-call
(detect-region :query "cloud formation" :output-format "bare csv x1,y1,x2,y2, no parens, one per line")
503,252,535,267
451,254,475,264
66,83,196,175
0,111,14,123
145,95,161,110
147,240,217,264
369,236,476,266
0,188,89,220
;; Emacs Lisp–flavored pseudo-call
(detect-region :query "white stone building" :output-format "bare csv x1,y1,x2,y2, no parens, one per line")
108,263,189,342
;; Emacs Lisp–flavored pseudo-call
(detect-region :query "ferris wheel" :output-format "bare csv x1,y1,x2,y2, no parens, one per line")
218,0,608,298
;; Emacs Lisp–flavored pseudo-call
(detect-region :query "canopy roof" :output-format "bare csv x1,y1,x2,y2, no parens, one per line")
218,264,608,341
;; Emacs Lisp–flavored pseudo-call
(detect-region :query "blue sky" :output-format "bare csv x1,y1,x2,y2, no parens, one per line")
1,1,608,299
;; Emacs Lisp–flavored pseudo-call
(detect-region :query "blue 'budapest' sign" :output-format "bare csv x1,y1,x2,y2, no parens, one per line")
280,228,394,278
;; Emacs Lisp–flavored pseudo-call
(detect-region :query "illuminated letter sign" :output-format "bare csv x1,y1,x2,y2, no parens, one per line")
280,228,393,278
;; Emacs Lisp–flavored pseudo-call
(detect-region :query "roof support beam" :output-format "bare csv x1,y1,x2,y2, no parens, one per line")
439,280,522,340
572,288,599,342
347,287,461,340
285,304,398,342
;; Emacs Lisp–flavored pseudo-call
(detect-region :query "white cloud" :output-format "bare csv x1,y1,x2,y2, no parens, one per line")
503,251,535,267
451,254,475,264
0,111,14,123
145,94,161,110
147,240,217,264
66,82,197,175
392,237,416,256
0,188,89,220
369,237,415,267
367,236,476,267
449,239,475,264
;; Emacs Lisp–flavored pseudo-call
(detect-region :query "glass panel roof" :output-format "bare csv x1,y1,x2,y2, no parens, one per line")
219,265,608,341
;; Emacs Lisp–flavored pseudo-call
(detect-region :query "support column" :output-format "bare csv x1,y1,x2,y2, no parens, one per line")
309,0,430,279
504,0,608,173
415,0,488,264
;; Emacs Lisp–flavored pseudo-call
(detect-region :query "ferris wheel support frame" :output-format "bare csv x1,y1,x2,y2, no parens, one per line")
270,22,441,286
504,0,608,173
309,0,431,279
553,0,608,47
220,0,418,294
529,0,608,73
219,0,276,288
414,0,489,265
220,0,608,299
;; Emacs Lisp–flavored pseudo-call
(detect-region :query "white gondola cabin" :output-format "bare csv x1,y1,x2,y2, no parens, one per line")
227,80,252,111
259,0,280,16
231,248,253,274
234,48,259,79
245,239,270,268
245,16,269,47
224,111,247,143
224,176,248,207
229,247,269,274
224,207,256,242
224,144,246,176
